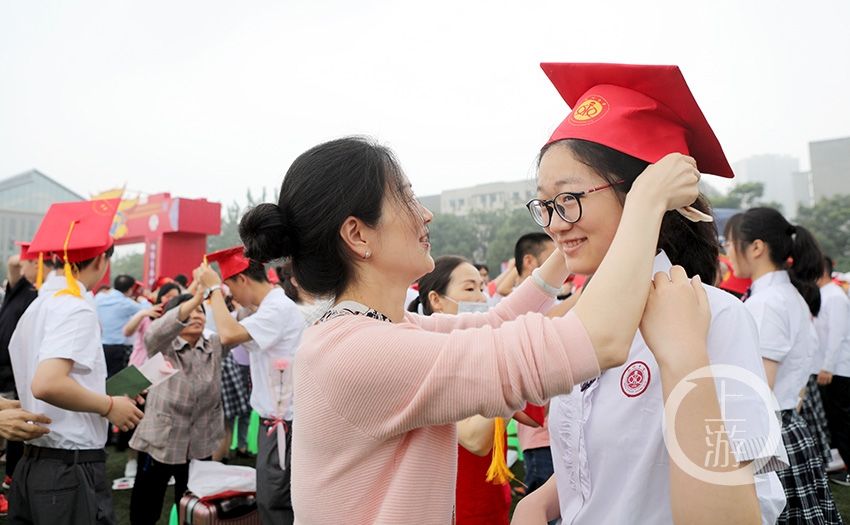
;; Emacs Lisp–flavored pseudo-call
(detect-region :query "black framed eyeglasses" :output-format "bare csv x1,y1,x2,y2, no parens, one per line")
526,180,625,227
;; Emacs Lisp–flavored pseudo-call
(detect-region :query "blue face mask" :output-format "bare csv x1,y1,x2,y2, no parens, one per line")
444,296,489,314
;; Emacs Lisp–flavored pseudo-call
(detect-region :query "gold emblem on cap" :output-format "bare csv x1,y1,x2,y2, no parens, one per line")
568,95,609,126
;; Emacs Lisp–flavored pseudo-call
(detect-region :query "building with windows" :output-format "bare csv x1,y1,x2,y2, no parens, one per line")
810,137,850,202
420,179,537,216
0,170,83,281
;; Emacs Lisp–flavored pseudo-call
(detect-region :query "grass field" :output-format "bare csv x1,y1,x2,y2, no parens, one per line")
2,446,850,524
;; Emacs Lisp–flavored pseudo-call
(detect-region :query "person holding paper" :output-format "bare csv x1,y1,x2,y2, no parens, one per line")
196,246,304,525
128,287,229,525
8,199,143,525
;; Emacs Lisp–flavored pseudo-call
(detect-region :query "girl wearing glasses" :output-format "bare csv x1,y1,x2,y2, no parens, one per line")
238,134,701,524
513,64,788,525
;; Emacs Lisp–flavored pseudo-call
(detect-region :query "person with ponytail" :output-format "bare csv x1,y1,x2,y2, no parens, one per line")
238,128,705,523
725,206,842,523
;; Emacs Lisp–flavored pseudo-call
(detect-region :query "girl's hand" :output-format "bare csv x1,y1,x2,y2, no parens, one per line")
630,153,701,212
640,266,710,369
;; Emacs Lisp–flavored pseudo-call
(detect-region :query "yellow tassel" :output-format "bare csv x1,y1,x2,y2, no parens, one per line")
54,221,82,298
485,417,515,485
35,252,44,290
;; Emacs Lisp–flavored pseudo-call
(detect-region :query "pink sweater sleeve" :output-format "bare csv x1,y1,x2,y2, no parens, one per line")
406,276,555,332
299,309,600,441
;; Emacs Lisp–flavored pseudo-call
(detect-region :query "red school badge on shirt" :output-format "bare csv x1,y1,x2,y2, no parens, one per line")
620,361,651,397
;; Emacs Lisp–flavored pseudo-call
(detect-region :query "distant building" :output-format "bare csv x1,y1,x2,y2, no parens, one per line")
0,170,83,281
732,154,808,218
420,179,537,217
810,137,850,202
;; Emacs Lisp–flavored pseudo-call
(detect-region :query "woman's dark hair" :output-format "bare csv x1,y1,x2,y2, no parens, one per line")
539,139,719,284
163,293,197,314
155,282,182,304
276,261,301,303
824,256,834,277
239,137,412,298
724,207,823,316
408,255,468,316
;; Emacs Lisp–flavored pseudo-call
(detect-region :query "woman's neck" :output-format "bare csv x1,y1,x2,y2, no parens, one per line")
749,259,781,283
336,273,410,323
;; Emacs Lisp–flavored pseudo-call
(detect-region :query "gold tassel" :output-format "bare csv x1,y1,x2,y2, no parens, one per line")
485,417,515,485
35,252,44,289
54,221,82,298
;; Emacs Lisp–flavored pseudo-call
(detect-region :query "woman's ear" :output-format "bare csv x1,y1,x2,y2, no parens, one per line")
339,216,372,260
749,239,766,260
427,290,444,313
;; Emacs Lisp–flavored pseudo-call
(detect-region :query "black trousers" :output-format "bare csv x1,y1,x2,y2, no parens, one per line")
102,344,132,379
128,452,210,525
821,375,850,467
8,447,115,525
257,419,293,525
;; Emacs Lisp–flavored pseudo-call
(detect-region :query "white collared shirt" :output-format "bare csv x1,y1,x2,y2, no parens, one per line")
744,271,818,409
814,282,850,377
240,287,304,419
550,252,787,525
9,276,108,449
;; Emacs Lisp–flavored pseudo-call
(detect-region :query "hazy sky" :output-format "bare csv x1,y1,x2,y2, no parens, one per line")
2,0,849,206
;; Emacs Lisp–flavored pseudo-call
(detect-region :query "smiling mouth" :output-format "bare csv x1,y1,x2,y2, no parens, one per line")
562,238,587,250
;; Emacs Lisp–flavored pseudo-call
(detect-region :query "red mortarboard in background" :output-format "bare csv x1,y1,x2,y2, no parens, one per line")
541,63,734,178
29,199,119,263
206,246,251,281
28,199,120,297
266,267,280,284
16,242,37,262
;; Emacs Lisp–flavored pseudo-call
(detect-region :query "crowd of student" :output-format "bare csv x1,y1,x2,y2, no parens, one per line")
0,61,847,525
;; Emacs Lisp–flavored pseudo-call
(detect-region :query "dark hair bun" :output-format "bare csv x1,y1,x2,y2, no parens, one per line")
239,202,296,262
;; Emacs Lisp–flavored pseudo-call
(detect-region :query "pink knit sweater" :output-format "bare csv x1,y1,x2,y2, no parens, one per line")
291,278,600,524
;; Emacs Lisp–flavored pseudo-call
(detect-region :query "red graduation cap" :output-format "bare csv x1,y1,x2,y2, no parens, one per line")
206,246,251,281
28,198,119,297
15,241,38,261
29,199,119,263
541,63,734,178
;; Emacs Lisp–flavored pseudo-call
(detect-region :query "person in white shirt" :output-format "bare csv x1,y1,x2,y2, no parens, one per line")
725,207,842,523
8,199,143,525
513,63,785,525
198,246,304,525
814,255,850,486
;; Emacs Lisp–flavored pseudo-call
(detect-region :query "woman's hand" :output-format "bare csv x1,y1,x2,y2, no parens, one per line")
640,266,710,369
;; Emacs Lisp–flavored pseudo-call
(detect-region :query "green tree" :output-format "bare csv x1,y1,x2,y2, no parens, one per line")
206,188,272,252
796,194,850,271
428,213,480,261
428,208,543,272
711,182,764,209
709,182,784,214
110,252,144,280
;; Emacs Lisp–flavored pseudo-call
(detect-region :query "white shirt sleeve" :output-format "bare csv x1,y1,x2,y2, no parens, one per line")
240,293,304,352
745,297,793,363
39,305,100,371
708,298,789,473
821,295,850,373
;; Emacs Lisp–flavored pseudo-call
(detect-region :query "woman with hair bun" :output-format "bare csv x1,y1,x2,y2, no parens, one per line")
239,135,704,524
